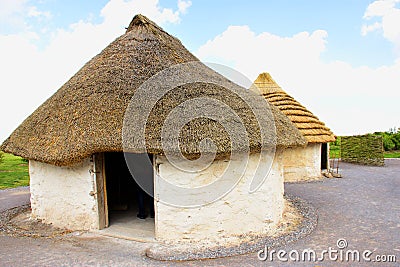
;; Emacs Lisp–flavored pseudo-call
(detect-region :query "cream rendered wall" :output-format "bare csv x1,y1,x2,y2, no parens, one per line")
154,150,285,245
29,158,99,230
282,143,322,182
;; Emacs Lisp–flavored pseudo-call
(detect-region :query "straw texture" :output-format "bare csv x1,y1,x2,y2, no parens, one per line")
252,73,335,143
1,15,306,166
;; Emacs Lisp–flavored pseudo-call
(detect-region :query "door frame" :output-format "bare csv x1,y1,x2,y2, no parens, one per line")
94,153,109,229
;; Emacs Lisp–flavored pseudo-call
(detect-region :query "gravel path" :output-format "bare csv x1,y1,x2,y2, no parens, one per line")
274,159,400,266
0,186,30,213
0,160,399,266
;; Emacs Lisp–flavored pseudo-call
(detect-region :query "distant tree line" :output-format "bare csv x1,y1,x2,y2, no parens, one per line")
373,127,400,151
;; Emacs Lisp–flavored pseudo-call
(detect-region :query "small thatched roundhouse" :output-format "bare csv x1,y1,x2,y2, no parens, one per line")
252,73,335,182
1,15,306,247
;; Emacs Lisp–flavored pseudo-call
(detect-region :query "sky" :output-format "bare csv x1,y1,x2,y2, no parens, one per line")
1,0,400,143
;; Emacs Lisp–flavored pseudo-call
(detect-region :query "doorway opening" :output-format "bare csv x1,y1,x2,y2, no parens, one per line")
98,152,155,241
321,143,328,170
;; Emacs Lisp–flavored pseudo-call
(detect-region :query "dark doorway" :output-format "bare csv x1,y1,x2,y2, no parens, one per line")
321,143,328,170
104,152,154,225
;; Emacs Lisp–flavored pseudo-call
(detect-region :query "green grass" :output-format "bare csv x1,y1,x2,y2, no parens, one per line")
329,140,341,158
0,153,29,189
329,145,341,158
384,150,400,158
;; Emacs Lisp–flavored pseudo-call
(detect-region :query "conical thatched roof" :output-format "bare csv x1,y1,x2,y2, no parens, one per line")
252,73,335,143
1,15,306,166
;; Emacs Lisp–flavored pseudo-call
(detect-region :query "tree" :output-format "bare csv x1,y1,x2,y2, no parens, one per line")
392,132,400,150
383,134,396,151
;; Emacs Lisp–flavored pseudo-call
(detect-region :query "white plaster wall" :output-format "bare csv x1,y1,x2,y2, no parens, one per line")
282,143,322,182
29,158,99,230
154,150,284,245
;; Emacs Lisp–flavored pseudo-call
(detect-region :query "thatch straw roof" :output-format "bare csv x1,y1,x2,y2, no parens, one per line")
252,73,335,143
1,15,306,166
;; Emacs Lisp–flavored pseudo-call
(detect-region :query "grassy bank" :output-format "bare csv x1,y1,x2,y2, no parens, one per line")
384,150,400,158
0,153,29,189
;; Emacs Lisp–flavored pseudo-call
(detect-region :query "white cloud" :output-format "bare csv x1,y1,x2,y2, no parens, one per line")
198,26,328,79
196,26,400,136
362,0,400,50
361,21,382,36
0,0,51,32
0,0,28,30
27,6,51,19
0,0,27,18
100,0,192,26
363,0,399,18
178,0,192,14
0,0,191,142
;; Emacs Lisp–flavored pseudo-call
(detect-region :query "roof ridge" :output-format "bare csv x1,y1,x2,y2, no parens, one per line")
126,14,165,34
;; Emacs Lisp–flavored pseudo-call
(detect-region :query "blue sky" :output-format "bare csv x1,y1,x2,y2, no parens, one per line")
10,0,395,66
172,0,395,67
1,0,400,141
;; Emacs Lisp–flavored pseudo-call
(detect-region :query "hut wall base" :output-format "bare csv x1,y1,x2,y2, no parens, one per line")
282,143,322,182
154,151,284,245
29,158,99,230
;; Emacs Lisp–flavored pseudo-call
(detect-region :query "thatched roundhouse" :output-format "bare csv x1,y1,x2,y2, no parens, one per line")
252,73,335,182
1,15,306,246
